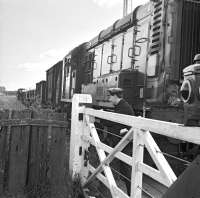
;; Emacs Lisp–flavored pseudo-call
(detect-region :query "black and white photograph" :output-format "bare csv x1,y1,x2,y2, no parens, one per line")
0,0,200,197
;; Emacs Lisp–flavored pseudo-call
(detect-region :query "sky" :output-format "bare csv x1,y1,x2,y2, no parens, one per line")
0,0,147,90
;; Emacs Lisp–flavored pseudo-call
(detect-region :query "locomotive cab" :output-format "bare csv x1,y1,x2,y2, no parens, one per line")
180,54,200,126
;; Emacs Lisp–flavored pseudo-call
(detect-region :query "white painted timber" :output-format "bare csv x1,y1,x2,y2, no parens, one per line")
131,129,144,198
69,94,200,198
143,131,177,186
85,115,119,198
84,108,200,144
69,94,92,180
82,134,132,165
84,127,133,187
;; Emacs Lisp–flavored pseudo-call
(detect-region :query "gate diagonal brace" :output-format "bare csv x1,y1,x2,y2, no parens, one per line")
84,115,133,188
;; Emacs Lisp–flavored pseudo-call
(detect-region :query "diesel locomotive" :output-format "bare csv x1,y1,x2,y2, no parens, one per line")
17,0,200,125
61,0,200,125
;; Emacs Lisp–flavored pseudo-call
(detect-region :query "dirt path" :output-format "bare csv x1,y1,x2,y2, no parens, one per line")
0,95,26,111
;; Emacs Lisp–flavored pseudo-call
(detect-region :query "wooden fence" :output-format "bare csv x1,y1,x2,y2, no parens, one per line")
69,94,200,198
0,109,69,197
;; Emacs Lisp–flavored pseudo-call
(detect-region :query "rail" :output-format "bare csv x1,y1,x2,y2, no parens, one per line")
69,94,200,198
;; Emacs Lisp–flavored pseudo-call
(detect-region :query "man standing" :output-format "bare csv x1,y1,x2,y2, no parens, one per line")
107,87,134,116
106,87,134,196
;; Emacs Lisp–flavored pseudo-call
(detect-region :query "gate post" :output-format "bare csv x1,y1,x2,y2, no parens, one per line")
69,94,92,183
131,129,144,198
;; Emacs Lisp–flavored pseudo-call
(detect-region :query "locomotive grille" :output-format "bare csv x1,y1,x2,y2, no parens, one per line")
149,0,163,55
179,0,200,77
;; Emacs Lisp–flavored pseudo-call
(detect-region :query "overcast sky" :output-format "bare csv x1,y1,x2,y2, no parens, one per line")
0,0,147,90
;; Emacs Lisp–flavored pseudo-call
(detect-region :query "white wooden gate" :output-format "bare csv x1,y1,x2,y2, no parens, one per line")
69,94,200,198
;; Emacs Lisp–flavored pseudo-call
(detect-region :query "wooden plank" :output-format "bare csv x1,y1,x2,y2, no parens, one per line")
131,129,144,198
85,115,119,198
3,110,12,192
143,131,177,187
0,126,7,193
0,119,68,127
84,108,200,144
8,125,30,194
26,126,40,190
49,127,66,194
82,135,132,165
38,126,48,185
84,127,133,187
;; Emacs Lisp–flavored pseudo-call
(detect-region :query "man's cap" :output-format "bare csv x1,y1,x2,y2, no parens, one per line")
194,54,200,62
107,88,124,95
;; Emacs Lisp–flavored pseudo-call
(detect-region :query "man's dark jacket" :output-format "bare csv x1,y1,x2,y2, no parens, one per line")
114,99,134,116
105,99,134,146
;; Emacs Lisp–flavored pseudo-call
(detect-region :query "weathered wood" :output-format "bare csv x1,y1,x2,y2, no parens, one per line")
3,110,12,192
0,119,68,127
38,126,48,185
26,126,40,190
0,126,6,193
0,109,69,197
49,127,66,194
8,125,30,194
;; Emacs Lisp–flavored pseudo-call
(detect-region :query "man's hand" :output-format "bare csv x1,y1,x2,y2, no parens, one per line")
95,118,101,123
120,128,128,135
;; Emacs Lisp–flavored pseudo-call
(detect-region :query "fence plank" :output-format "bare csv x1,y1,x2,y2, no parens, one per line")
84,127,133,187
0,126,7,194
26,126,40,191
0,109,69,197
143,131,177,186
85,115,119,198
8,125,30,194
38,126,48,185
85,108,200,144
49,127,66,195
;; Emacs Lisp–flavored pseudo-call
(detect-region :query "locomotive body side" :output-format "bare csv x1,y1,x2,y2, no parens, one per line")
82,2,153,111
61,43,90,102
61,0,200,125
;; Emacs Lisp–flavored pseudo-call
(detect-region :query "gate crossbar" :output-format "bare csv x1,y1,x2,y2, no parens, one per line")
69,94,200,198
85,108,200,144
83,114,133,187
